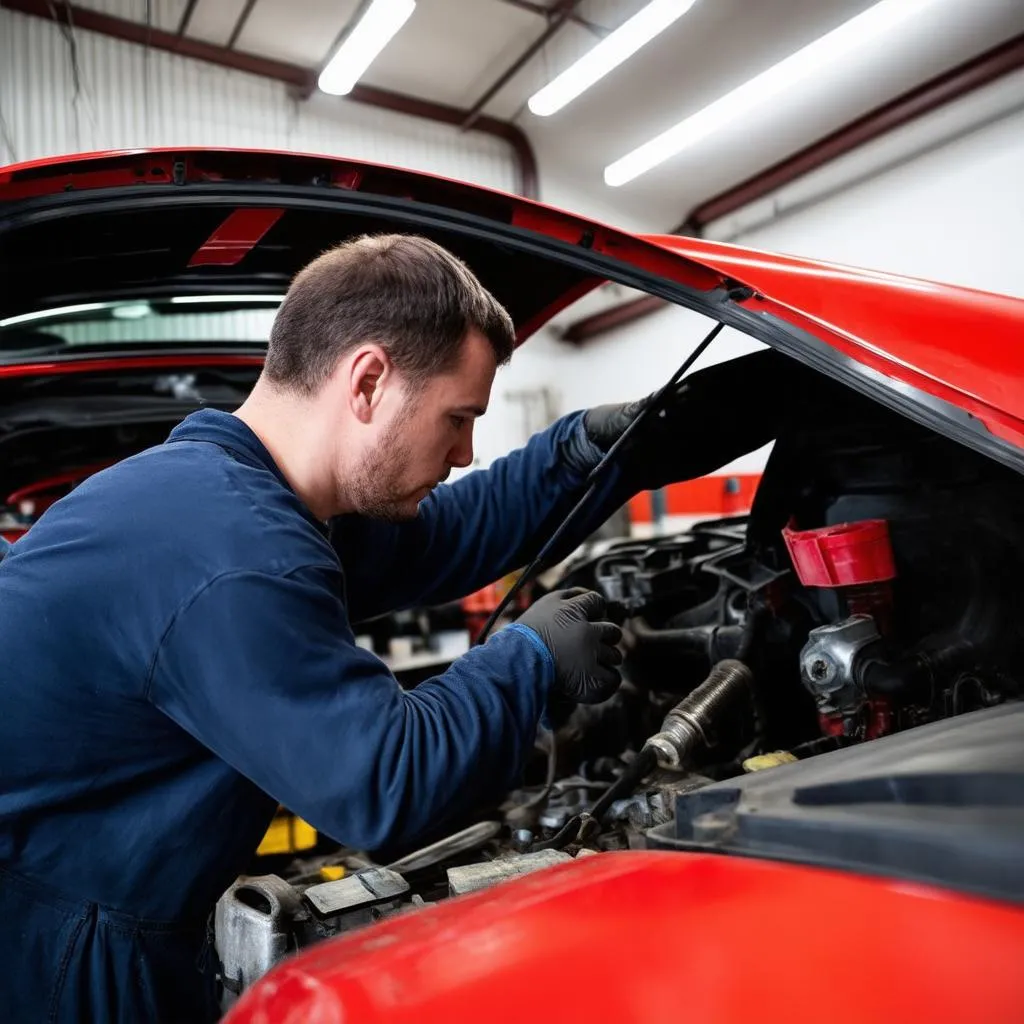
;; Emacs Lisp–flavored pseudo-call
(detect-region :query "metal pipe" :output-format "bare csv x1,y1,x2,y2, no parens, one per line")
385,820,501,874
644,659,752,769
492,0,607,36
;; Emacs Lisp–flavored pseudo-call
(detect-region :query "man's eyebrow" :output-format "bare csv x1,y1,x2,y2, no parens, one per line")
453,405,487,416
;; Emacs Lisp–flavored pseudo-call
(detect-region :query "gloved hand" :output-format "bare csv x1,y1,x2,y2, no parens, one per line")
518,588,622,705
583,350,814,494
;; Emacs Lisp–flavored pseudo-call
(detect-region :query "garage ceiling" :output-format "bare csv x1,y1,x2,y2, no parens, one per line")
37,0,1024,227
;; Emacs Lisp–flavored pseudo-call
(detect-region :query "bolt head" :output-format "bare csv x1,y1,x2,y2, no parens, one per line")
511,829,534,853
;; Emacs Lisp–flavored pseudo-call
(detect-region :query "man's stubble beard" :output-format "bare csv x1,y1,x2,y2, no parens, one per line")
346,403,421,522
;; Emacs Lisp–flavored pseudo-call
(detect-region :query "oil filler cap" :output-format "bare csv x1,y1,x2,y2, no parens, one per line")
782,519,895,588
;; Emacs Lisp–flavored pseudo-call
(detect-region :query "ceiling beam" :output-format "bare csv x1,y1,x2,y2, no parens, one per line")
225,0,259,51
0,0,539,198
493,0,606,36
176,0,199,37
462,0,586,130
561,295,666,344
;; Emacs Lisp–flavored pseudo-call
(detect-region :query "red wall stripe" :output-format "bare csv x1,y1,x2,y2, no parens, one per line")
628,473,762,523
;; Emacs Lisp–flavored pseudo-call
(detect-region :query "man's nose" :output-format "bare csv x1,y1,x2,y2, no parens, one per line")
449,426,474,469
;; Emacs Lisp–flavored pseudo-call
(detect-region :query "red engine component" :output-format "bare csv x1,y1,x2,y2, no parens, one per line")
782,518,895,587
784,519,899,738
461,575,531,644
783,518,895,625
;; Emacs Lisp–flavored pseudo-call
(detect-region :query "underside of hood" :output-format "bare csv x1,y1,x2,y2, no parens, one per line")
2,148,1024,478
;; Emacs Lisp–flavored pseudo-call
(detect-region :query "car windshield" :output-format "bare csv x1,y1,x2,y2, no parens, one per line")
0,297,283,356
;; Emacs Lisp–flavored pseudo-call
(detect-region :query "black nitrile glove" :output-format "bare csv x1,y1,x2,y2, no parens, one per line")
582,350,819,494
518,588,622,705
582,396,650,453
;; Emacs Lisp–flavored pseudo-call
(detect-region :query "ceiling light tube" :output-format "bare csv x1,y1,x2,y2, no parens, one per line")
529,0,698,117
318,0,416,97
0,303,108,327
605,0,942,186
169,295,286,305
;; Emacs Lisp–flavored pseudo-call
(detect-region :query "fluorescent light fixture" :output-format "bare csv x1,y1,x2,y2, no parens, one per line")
169,295,286,305
318,0,416,97
0,302,108,328
605,0,941,186
111,302,152,320
529,0,697,117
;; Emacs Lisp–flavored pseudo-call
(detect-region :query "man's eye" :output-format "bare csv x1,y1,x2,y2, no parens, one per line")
451,415,466,430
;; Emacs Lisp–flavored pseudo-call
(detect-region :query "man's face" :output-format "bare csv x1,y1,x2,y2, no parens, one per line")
348,329,498,520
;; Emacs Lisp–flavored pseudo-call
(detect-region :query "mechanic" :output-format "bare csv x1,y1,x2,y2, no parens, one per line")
0,233,783,1023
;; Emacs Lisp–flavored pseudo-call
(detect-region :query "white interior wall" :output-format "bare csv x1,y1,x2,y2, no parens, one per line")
705,69,1024,298
0,9,517,192
470,309,768,474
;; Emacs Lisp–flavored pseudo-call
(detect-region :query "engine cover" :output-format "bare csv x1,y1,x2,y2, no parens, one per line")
647,701,1024,905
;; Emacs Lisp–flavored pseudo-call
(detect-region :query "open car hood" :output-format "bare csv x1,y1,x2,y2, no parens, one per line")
2,148,1024,471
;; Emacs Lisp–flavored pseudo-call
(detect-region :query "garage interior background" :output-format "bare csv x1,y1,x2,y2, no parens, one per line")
2,0,1022,533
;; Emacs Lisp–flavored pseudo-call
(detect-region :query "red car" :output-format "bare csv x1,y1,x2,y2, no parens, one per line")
2,149,1024,1022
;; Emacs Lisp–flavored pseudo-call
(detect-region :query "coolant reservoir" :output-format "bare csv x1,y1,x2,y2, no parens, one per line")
782,518,896,633
782,519,895,587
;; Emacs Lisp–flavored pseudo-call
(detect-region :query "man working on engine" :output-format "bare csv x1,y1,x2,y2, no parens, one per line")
0,233,784,1022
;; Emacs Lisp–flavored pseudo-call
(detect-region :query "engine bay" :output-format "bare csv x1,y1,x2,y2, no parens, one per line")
214,370,1024,1006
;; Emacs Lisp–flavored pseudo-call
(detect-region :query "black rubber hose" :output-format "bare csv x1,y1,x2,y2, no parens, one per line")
589,747,657,823
533,747,657,851
628,617,746,667
862,641,978,697
627,617,715,648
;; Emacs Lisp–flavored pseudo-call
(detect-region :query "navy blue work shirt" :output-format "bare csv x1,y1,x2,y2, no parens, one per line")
0,408,623,1023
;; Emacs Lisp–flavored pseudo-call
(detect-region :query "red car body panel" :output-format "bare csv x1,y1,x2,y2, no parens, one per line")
645,234,1024,449
0,354,265,381
225,851,1024,1024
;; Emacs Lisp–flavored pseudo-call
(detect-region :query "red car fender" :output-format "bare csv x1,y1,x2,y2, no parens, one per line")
225,851,1024,1024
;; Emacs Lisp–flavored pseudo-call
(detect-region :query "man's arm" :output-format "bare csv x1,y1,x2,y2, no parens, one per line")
332,412,624,622
331,350,807,623
147,563,554,852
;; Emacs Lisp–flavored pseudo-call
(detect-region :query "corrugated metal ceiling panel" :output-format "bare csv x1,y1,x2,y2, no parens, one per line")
72,0,189,32
360,0,539,108
234,0,360,68
186,0,250,48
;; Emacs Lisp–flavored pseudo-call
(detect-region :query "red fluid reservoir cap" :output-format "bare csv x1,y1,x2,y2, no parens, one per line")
782,519,896,588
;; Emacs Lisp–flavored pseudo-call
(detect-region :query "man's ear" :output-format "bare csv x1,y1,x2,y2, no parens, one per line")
348,345,391,424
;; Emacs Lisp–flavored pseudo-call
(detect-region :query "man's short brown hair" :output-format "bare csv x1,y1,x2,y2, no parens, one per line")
264,234,515,394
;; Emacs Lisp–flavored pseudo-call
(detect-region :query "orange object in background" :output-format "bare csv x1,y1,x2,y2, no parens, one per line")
461,573,531,643
627,473,762,524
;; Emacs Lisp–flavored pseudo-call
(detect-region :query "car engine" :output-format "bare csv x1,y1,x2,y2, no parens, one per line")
215,374,1024,1008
